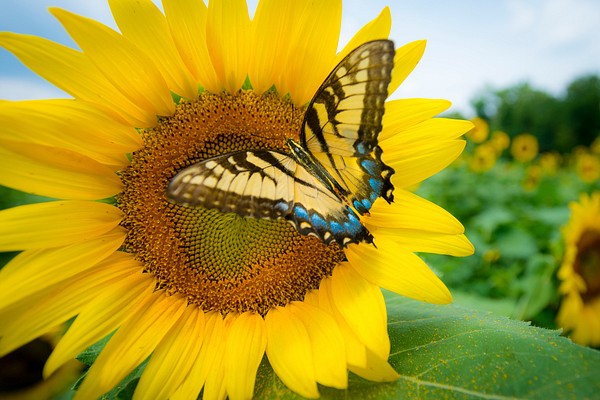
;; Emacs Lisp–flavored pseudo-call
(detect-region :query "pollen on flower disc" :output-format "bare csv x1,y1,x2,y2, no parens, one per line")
119,92,345,316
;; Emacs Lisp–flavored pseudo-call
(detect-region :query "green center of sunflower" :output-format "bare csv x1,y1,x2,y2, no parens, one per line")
118,91,345,316
575,228,600,301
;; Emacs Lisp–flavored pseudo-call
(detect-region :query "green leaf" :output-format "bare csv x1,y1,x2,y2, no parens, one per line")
450,290,517,317
253,292,600,399
0,184,53,210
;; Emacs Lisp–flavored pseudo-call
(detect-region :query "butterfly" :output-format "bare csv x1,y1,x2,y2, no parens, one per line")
167,40,396,247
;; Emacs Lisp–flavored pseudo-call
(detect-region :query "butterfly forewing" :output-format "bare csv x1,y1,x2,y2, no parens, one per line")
168,151,296,218
301,40,395,215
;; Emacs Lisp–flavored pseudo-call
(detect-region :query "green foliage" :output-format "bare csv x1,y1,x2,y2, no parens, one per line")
562,75,600,150
471,74,600,153
416,156,599,325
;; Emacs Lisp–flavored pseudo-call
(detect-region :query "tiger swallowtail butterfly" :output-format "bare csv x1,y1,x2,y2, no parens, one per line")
167,40,396,247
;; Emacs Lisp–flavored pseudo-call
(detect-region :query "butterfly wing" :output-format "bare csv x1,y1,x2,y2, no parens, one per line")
301,40,395,215
167,150,295,218
166,150,372,245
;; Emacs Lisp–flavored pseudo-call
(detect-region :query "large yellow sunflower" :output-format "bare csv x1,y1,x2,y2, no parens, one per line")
0,0,473,398
557,192,600,347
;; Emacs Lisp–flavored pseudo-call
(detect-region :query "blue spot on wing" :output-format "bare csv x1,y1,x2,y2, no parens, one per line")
288,203,372,246
293,205,309,221
356,142,368,155
361,159,378,175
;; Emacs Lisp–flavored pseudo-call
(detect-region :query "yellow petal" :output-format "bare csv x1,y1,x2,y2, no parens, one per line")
279,0,341,105
249,0,297,94
265,306,319,399
0,252,142,356
134,305,205,400
289,301,348,389
388,40,426,95
0,32,156,127
0,228,126,310
316,278,367,368
0,99,141,167
317,279,397,382
162,0,220,93
337,7,391,62
203,313,233,400
206,0,251,93
388,231,474,256
388,139,466,188
348,347,399,383
380,99,451,142
0,139,123,200
225,312,267,400
329,264,389,360
0,201,123,251
366,190,465,235
346,237,453,304
170,312,223,400
108,0,198,99
382,118,474,147
74,291,187,400
44,263,154,377
50,8,175,118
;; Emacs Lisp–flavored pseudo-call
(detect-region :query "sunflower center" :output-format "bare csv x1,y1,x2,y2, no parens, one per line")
575,228,600,301
118,91,345,315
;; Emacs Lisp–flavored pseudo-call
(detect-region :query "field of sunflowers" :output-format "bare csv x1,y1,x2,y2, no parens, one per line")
417,115,600,346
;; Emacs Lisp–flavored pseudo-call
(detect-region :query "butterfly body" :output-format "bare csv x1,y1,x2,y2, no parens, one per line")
167,40,396,247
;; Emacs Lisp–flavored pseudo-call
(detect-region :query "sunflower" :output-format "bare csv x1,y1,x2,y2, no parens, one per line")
574,152,600,184
489,130,510,154
539,152,561,176
468,143,497,173
522,164,542,191
0,327,82,399
510,133,539,163
557,192,600,347
465,116,489,144
0,1,473,398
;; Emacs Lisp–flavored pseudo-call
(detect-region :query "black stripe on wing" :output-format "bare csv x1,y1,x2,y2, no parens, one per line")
300,40,396,214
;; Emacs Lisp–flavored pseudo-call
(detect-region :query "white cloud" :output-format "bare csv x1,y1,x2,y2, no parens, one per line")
508,0,600,49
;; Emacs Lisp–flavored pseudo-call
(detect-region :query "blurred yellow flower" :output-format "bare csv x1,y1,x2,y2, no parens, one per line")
482,248,501,264
489,130,510,153
0,327,82,400
557,192,600,347
522,164,542,191
465,116,489,143
539,152,561,176
511,133,538,163
575,153,600,183
468,143,497,173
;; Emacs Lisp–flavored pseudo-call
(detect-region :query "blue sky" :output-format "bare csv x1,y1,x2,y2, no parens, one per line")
1,0,599,115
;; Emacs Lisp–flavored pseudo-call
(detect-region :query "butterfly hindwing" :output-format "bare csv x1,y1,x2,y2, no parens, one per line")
167,150,372,245
301,40,395,215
